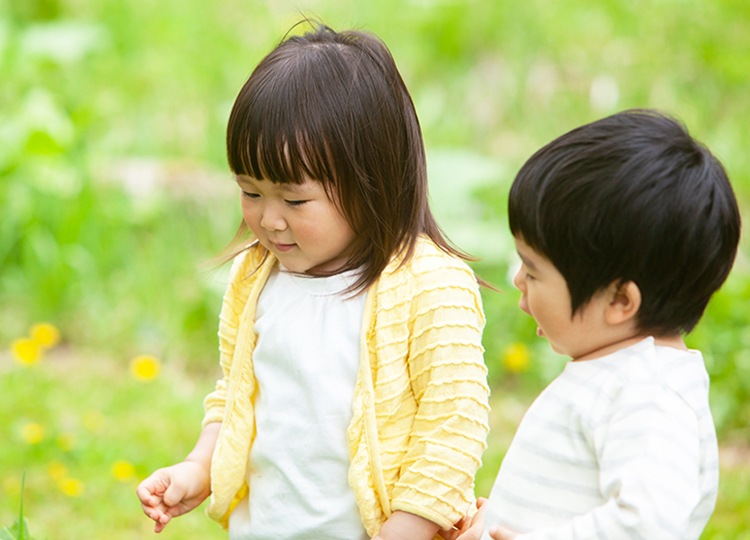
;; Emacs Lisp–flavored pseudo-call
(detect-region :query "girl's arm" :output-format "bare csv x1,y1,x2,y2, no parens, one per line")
372,510,441,540
136,422,221,533
390,260,490,530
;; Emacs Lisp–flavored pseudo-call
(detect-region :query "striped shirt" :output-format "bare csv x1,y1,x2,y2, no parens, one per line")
482,337,718,540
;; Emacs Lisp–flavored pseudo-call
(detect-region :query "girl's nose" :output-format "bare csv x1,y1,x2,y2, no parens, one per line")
260,205,287,232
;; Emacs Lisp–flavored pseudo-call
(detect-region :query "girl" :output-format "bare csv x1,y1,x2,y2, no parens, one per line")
137,22,490,540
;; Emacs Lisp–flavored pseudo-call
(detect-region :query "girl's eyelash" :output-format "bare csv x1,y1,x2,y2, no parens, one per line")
239,190,306,205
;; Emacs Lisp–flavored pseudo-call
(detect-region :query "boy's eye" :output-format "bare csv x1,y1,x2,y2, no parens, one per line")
241,191,259,199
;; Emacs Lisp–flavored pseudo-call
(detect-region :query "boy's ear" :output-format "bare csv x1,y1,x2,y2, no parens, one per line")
604,280,641,325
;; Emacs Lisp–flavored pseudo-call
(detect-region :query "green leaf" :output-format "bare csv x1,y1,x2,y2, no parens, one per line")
19,88,75,153
19,21,109,65
18,473,25,540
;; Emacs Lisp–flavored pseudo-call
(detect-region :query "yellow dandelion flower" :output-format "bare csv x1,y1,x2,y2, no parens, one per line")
130,354,161,381
11,338,42,366
58,477,84,497
48,460,69,481
57,432,75,452
112,460,136,482
21,421,46,445
503,342,531,374
30,322,61,349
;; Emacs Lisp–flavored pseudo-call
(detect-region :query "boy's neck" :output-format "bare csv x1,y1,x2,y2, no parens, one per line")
573,333,686,362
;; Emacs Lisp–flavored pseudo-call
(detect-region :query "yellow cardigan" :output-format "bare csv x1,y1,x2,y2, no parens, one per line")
202,237,490,536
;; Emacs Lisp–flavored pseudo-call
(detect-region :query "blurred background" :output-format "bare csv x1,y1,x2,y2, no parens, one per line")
1,0,748,537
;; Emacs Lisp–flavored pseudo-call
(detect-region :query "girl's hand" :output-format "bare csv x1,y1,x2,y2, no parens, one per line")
440,515,470,540
488,526,518,540
136,461,211,533
440,497,488,540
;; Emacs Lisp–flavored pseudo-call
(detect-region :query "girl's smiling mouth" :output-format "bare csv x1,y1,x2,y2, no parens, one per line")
272,242,296,252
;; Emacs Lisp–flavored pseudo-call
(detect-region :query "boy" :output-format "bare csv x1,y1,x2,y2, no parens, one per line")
453,109,741,540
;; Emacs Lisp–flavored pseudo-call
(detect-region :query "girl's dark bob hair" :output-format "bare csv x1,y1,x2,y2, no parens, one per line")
509,109,741,335
225,21,469,292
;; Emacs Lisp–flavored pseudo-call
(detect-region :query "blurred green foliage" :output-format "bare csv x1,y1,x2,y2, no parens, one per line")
1,0,749,537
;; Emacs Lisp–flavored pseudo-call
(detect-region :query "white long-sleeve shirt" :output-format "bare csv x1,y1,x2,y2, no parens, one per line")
482,337,718,540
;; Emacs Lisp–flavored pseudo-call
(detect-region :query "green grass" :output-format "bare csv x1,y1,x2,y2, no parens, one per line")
2,349,749,538
0,475,30,540
0,349,225,540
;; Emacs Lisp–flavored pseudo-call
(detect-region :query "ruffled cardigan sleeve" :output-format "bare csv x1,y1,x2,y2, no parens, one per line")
348,239,490,535
202,239,490,534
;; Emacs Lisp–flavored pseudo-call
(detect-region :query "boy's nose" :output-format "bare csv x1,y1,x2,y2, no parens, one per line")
512,267,525,292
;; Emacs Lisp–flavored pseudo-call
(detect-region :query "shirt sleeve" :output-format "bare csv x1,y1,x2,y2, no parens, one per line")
389,259,491,530
515,381,703,540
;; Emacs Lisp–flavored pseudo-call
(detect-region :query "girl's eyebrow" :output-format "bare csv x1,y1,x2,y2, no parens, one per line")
235,175,257,188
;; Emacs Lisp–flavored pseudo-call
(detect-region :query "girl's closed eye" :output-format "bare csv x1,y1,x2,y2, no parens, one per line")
285,199,308,207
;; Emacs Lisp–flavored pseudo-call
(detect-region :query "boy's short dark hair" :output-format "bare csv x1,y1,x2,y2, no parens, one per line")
509,109,741,335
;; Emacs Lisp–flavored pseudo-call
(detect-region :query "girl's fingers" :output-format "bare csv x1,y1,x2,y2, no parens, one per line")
143,505,166,523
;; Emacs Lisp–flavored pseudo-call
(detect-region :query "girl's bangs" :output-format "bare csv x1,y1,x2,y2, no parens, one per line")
227,76,337,187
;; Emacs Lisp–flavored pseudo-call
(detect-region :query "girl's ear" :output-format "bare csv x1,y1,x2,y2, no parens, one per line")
604,280,641,325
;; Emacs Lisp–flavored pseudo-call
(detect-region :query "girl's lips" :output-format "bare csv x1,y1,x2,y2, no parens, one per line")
273,243,295,253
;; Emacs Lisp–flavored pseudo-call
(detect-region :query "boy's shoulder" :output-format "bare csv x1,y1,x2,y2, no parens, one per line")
567,338,702,377
558,338,710,411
